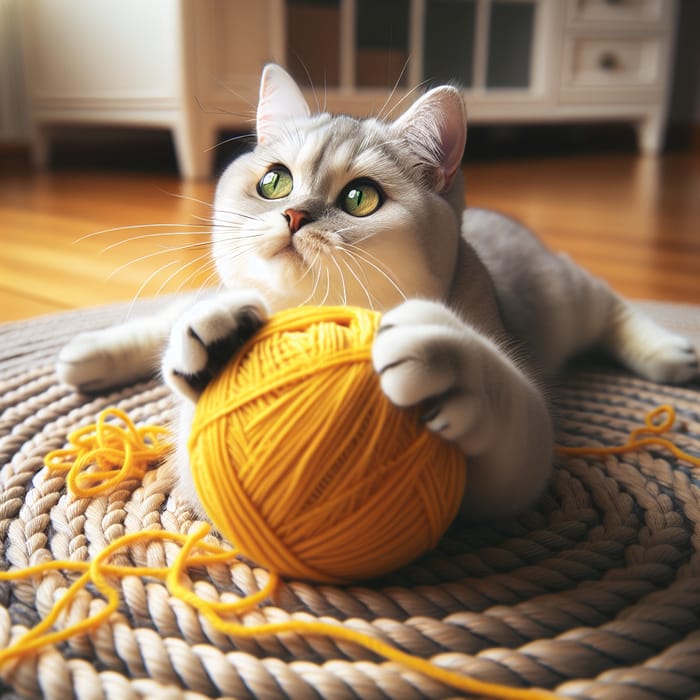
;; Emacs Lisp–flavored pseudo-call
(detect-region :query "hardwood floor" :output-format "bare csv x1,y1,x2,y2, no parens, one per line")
1,151,699,324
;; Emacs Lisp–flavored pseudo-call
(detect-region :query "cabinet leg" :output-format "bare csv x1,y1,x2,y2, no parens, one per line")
172,122,216,180
636,116,664,155
30,125,51,169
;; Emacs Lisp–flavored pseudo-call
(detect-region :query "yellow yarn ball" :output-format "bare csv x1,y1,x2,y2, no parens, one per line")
188,306,466,584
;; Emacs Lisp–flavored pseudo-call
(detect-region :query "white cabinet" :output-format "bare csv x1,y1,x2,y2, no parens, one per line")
22,0,679,179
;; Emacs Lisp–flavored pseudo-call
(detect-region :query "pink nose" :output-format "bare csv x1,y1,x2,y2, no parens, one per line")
283,208,312,234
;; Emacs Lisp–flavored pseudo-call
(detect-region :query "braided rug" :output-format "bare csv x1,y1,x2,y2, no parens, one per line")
1,299,699,700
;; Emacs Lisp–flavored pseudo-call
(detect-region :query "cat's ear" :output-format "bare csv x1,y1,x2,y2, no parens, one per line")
257,64,311,144
392,86,467,192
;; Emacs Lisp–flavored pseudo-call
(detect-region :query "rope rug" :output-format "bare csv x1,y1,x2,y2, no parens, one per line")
1,299,699,700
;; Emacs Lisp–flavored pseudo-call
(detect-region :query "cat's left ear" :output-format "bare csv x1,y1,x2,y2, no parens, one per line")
257,64,311,144
392,86,467,192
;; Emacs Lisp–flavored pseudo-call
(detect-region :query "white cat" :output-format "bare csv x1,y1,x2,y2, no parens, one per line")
58,64,699,520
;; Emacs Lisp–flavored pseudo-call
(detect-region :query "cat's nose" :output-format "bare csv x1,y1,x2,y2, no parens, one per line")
283,208,313,234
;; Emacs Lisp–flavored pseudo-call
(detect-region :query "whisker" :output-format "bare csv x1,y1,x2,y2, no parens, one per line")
73,222,211,245
319,266,331,306
157,189,215,210
298,251,320,285
126,258,182,317
106,239,213,279
381,79,433,121
206,131,255,153
301,257,324,307
100,232,212,253
155,249,215,298
337,244,407,302
337,252,376,310
290,53,321,115
329,255,347,306
376,54,412,122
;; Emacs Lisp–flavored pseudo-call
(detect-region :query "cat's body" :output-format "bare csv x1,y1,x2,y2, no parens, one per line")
58,65,699,520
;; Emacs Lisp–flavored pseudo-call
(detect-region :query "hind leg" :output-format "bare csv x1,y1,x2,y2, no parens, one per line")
601,297,698,384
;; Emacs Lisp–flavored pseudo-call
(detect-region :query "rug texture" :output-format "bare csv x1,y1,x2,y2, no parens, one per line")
1,299,699,700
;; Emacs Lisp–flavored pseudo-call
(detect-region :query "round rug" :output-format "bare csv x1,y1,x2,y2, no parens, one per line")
1,301,699,699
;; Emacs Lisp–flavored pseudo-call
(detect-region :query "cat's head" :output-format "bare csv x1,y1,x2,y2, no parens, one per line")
213,64,467,311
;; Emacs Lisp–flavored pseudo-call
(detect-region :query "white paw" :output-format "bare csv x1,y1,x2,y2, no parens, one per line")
57,327,154,392
372,300,488,448
162,291,268,401
637,332,699,384
607,308,699,385
57,330,120,391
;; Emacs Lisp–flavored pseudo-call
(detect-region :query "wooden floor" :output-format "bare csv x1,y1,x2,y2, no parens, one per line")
1,151,699,324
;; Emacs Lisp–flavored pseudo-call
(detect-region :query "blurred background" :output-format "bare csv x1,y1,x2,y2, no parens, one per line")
1,0,699,320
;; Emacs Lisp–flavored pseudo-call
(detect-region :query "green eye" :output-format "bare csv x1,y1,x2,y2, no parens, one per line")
257,166,293,199
340,180,383,217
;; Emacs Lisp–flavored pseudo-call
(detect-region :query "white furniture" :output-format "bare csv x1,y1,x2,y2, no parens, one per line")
22,0,679,179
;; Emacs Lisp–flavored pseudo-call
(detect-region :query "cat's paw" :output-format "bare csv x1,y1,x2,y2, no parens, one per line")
372,300,491,451
638,333,699,384
57,327,156,392
162,290,268,401
611,311,699,384
58,330,121,391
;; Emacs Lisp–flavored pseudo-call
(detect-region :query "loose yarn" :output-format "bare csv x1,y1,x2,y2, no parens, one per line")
44,407,171,497
189,305,467,583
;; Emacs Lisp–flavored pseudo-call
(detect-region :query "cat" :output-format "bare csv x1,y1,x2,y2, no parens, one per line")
57,64,699,521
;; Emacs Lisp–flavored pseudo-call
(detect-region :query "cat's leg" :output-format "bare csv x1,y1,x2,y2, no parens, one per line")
601,297,698,384
57,297,193,392
532,253,699,384
372,299,553,520
161,289,268,402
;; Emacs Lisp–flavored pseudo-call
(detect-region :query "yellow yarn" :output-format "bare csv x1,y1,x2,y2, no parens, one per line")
556,404,700,467
188,305,467,583
44,407,171,497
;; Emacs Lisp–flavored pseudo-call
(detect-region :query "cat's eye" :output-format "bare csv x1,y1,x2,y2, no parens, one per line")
257,166,293,199
340,180,383,217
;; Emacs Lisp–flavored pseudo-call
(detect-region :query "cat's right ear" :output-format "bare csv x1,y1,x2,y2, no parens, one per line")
392,86,467,192
257,64,311,144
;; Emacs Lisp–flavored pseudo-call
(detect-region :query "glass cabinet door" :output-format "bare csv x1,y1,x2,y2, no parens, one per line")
285,0,541,94
486,1,535,89
423,0,538,91
355,0,411,88
424,0,476,88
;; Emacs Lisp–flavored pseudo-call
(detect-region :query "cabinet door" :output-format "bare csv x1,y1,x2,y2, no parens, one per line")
23,0,180,102
193,0,285,109
486,0,537,89
424,0,477,88
286,0,342,87
422,0,550,98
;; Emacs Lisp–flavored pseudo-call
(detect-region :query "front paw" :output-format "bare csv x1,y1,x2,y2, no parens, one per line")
372,301,489,449
162,291,268,401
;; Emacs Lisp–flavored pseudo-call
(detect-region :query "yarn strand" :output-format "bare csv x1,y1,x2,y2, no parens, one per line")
556,404,700,467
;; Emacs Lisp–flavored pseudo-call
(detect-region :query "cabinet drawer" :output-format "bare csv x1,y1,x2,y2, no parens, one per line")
567,0,663,26
561,36,662,91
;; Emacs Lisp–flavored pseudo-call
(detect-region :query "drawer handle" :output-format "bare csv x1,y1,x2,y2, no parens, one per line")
598,52,619,70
